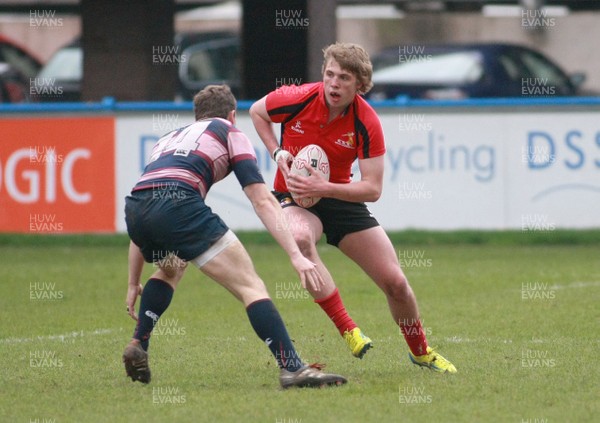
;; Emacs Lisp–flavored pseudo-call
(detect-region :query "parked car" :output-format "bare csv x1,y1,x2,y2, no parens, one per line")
175,32,239,100
34,31,240,102
0,34,43,102
33,39,81,102
367,43,587,100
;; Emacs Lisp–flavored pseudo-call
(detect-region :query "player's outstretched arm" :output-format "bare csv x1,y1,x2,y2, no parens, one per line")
126,241,144,321
242,182,324,292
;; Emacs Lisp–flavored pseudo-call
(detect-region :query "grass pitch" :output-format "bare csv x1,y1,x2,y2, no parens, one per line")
1,231,599,422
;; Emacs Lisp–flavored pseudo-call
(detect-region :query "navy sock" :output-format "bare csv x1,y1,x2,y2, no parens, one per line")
246,298,303,372
133,278,174,351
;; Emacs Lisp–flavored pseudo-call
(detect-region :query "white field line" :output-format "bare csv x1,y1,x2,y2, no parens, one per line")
0,328,123,345
403,336,599,345
3,330,597,348
2,281,598,346
367,336,533,345
548,281,600,290
443,336,515,344
443,337,600,346
516,281,600,293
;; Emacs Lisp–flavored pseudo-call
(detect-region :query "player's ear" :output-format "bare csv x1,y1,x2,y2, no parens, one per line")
227,110,236,125
355,79,364,94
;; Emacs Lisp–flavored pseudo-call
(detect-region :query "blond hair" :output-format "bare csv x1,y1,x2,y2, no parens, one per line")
322,42,373,94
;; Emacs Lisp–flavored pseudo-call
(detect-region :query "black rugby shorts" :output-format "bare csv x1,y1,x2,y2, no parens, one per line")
273,191,380,247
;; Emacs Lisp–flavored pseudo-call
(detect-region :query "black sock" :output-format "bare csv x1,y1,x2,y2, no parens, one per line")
133,278,174,351
246,298,303,372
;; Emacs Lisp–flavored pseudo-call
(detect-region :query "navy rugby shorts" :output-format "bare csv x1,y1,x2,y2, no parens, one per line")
125,185,229,263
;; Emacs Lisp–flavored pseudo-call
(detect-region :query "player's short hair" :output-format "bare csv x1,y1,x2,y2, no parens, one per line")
322,42,373,95
193,84,237,120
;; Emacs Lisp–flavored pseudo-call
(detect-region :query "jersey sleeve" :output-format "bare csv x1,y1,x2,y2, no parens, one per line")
357,102,386,160
265,83,319,124
227,129,265,187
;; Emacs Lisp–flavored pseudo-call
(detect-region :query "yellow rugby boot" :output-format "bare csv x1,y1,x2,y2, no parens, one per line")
409,346,457,373
343,327,373,359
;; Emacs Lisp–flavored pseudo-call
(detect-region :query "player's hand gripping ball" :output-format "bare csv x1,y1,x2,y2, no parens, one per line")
289,144,330,208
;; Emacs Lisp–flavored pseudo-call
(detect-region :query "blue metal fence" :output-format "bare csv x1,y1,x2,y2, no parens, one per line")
2,96,600,114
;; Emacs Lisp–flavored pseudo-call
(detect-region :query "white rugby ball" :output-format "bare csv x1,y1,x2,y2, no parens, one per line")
289,144,330,208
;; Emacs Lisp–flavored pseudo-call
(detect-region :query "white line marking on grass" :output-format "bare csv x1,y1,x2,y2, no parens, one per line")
0,328,123,345
548,281,600,290
371,336,517,345
444,336,514,344
443,337,600,345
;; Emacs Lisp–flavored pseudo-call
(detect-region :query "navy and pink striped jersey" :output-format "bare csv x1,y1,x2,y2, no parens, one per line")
133,118,264,197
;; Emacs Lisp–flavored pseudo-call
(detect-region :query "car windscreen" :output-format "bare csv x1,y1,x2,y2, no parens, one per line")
181,39,238,83
38,47,82,81
372,51,484,85
0,43,40,79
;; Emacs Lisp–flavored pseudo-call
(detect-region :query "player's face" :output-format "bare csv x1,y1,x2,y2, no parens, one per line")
323,59,362,111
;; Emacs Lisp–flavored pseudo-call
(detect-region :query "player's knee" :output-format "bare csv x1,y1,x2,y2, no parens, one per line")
380,272,411,299
161,265,185,280
234,274,270,305
158,256,188,281
293,230,316,256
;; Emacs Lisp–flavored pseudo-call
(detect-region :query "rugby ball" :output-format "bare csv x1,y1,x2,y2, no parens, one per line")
289,144,330,208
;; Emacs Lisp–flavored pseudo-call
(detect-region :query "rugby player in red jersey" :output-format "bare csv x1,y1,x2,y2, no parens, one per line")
250,43,456,373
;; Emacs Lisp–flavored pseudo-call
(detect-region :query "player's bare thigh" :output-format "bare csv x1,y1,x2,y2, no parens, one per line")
339,226,419,322
194,236,269,306
282,205,324,248
338,225,406,283
282,205,338,299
